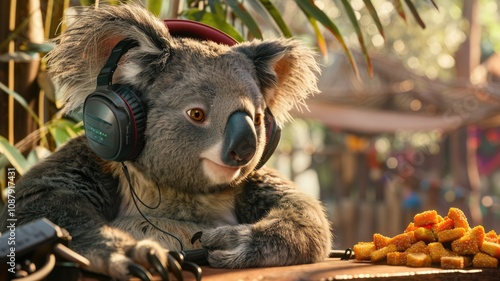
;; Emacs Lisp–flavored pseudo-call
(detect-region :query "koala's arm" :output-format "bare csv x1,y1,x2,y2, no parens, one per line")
0,136,167,280
200,168,332,268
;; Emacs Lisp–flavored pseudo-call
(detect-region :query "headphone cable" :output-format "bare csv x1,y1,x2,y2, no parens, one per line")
122,162,161,209
121,162,185,252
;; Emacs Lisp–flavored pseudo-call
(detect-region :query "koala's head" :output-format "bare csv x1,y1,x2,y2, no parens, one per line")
48,4,320,193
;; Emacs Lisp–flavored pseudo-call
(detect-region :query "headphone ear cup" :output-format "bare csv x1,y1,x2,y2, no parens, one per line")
255,109,281,170
83,85,146,161
112,84,147,159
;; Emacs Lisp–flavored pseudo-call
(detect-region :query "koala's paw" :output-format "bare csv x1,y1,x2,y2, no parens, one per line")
128,239,168,268
200,225,261,268
92,239,168,281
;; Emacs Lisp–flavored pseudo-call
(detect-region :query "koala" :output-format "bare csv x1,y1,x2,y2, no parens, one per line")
0,3,331,280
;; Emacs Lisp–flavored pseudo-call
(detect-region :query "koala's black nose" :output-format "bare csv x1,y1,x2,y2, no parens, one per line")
222,111,257,167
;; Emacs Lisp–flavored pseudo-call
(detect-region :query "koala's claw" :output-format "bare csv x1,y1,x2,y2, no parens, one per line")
147,250,170,281
191,231,203,244
182,261,203,281
127,250,202,281
169,251,185,264
128,263,154,281
167,253,184,281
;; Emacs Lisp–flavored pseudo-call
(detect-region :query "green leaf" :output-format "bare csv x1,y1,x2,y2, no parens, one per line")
0,136,31,175
0,154,9,170
26,146,51,167
341,0,373,77
181,8,208,22
47,118,82,147
404,0,426,29
25,42,56,53
79,0,94,5
65,121,84,138
209,0,230,23
362,0,385,38
427,0,439,10
181,8,245,42
393,0,407,21
257,0,293,37
49,126,71,147
146,0,163,17
304,14,328,57
208,0,223,16
225,0,263,39
0,82,41,127
294,0,359,78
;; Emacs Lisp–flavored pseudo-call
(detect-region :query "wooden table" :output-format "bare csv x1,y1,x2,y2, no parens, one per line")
175,258,498,281
81,258,498,281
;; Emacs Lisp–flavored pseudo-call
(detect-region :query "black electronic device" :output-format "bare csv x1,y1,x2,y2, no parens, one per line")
0,218,89,281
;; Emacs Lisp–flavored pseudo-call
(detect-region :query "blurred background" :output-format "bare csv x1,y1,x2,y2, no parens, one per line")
270,0,500,250
1,0,499,251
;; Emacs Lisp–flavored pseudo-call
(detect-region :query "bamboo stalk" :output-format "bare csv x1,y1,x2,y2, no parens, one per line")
169,0,182,18
8,0,16,145
44,0,54,39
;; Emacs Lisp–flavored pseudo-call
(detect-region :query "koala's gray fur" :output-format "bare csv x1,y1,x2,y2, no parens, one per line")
0,3,332,280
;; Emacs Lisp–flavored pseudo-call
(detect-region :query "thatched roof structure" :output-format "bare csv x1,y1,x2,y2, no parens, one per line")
293,52,500,134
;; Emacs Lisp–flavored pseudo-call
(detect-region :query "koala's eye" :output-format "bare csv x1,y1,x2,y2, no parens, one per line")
187,108,205,122
254,113,263,126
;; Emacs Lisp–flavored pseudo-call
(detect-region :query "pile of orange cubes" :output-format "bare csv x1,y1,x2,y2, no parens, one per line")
353,207,499,268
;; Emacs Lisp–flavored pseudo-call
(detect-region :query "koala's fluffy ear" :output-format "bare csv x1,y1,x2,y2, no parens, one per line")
234,39,320,125
47,4,171,113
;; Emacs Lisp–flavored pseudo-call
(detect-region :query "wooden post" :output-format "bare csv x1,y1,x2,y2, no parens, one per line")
0,0,43,146
453,0,483,226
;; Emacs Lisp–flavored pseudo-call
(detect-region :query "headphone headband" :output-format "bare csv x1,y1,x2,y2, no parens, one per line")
96,39,139,88
164,20,237,46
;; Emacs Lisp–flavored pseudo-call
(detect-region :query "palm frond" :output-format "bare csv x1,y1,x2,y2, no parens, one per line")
362,0,385,38
295,0,359,78
340,0,373,77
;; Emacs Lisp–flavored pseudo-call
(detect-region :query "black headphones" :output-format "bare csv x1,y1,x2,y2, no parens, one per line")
83,39,145,162
83,20,281,167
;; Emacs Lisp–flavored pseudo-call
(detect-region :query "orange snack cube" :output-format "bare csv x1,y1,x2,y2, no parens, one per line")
479,240,500,258
387,252,407,266
390,231,417,251
437,227,466,243
406,253,432,267
373,233,391,250
353,242,375,261
451,226,485,255
371,244,397,262
414,227,436,243
428,242,456,263
447,207,470,230
472,252,499,268
432,217,454,233
485,230,498,243
436,215,444,223
440,256,470,269
404,222,418,233
405,240,430,255
414,210,439,227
